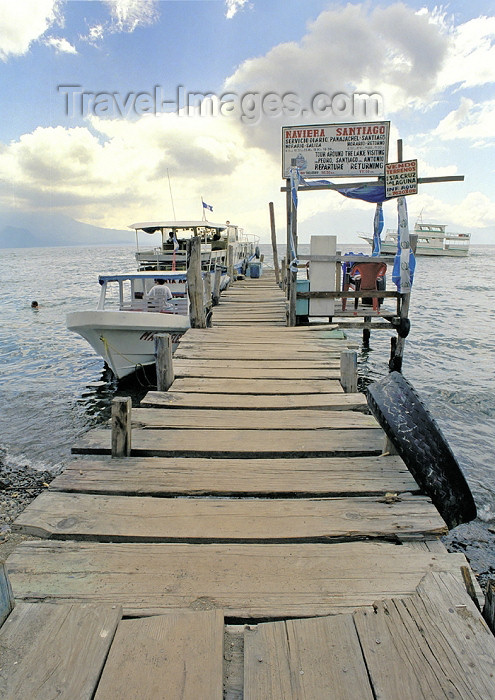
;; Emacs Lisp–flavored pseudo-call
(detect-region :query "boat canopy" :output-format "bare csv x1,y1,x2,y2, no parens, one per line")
99,272,187,285
129,220,231,233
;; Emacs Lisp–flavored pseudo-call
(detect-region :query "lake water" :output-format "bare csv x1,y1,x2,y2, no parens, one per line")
1,243,494,584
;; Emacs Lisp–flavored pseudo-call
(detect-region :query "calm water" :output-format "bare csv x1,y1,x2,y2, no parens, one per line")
1,243,494,582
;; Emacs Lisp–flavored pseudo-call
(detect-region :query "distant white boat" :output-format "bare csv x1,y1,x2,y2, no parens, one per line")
67,271,191,380
361,222,471,257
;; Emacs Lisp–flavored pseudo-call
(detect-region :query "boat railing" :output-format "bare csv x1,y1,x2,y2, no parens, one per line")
120,297,189,315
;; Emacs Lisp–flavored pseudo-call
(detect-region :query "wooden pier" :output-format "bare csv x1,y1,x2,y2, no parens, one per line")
2,270,495,698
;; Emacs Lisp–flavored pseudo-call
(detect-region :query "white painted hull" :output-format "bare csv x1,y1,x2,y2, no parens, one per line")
67,310,190,380
361,237,469,257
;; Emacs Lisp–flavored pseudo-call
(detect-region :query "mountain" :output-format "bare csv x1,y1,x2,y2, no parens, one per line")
0,211,131,248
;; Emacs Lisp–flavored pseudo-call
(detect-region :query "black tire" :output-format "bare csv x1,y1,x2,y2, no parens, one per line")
366,372,476,529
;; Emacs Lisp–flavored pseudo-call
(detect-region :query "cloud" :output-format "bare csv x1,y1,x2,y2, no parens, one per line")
0,114,280,236
0,0,60,60
83,0,159,44
225,0,250,20
430,98,495,146
223,3,448,152
103,0,159,32
436,15,495,90
44,36,77,55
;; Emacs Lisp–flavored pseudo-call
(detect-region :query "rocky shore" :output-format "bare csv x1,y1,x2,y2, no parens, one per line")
0,455,59,560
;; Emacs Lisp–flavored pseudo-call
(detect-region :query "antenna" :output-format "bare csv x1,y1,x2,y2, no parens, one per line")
167,169,176,220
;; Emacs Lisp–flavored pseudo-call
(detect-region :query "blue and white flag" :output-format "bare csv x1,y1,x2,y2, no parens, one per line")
202,200,213,212
173,234,179,252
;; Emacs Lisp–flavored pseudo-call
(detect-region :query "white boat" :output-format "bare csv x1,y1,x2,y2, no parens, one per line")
67,272,191,380
361,222,471,257
131,220,259,280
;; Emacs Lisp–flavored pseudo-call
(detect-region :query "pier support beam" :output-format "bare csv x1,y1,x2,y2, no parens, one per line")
340,350,358,393
111,397,132,458
269,201,280,286
0,561,14,627
155,334,174,392
483,579,495,634
212,266,222,306
187,236,206,328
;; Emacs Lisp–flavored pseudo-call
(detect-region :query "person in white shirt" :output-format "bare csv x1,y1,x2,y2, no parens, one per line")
147,279,173,310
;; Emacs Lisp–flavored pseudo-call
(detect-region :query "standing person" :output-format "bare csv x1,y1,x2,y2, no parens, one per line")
147,279,173,310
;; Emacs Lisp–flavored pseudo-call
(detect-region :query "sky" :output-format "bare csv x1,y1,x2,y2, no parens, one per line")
1,0,495,244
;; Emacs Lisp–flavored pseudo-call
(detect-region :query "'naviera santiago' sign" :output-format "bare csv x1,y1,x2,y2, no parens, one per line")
282,121,390,179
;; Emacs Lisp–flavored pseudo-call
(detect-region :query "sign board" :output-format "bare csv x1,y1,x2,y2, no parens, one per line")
385,159,418,197
282,121,389,178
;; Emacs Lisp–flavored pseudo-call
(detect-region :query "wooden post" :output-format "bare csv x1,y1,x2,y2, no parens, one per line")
187,236,206,328
280,257,286,291
287,182,297,326
155,333,174,391
212,265,222,305
390,138,412,373
227,244,235,283
269,201,280,285
203,265,212,309
483,579,495,633
340,350,358,393
0,561,14,627
111,396,132,458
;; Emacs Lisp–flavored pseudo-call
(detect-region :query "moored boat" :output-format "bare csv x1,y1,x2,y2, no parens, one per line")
131,220,259,281
361,221,471,257
67,272,191,380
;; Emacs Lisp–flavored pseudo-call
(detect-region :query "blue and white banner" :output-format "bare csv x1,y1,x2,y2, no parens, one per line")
202,200,213,212
392,196,415,293
372,202,384,256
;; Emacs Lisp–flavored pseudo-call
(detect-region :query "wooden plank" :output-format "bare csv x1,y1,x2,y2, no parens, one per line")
353,579,495,699
50,455,419,496
244,615,374,700
173,365,341,379
169,378,344,394
71,427,385,457
174,349,343,360
6,541,469,618
173,358,340,369
131,408,378,430
141,391,367,410
13,492,445,542
0,561,14,627
94,610,223,700
0,602,122,699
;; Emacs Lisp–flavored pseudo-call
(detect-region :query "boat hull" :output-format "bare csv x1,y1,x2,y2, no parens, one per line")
361,237,469,257
67,311,190,380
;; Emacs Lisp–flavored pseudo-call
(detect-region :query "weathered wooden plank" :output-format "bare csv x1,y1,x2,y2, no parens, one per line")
131,408,378,430
169,378,344,394
0,561,14,628
50,455,419,496
173,365,341,379
13,492,445,542
173,358,340,368
94,610,223,700
141,391,367,410
71,427,384,456
7,541,469,618
354,577,495,699
244,615,374,700
174,349,344,360
0,602,122,699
